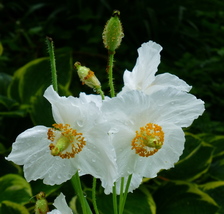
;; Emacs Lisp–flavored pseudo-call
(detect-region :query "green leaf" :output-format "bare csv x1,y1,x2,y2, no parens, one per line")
198,134,224,180
0,174,32,205
97,189,154,214
208,154,224,180
0,95,19,110
0,201,29,214
208,135,224,156
8,51,72,105
29,87,54,126
0,109,27,117
0,42,3,56
200,181,224,213
0,72,12,95
126,187,156,214
153,181,219,214
159,133,214,181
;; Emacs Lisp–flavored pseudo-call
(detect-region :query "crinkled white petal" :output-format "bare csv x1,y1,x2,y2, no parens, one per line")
44,85,106,130
121,40,192,95
109,127,137,177
77,122,117,194
44,85,81,125
47,210,61,214
6,126,79,185
145,73,192,93
116,89,205,128
51,193,73,214
148,88,205,127
123,41,162,91
79,92,110,108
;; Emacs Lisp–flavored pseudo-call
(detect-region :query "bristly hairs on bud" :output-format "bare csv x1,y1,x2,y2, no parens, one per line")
102,10,124,53
34,192,49,214
102,10,124,98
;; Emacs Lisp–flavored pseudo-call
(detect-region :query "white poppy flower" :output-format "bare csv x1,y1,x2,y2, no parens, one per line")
6,85,117,193
47,193,72,214
102,88,205,193
120,41,192,95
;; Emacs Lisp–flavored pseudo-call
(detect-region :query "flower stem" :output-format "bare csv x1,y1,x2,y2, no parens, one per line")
46,36,58,92
96,87,105,100
107,51,115,97
118,178,125,214
71,172,93,214
92,177,99,214
113,184,118,214
119,175,132,214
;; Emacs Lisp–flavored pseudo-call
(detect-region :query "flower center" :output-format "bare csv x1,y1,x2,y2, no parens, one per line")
47,123,86,159
131,123,164,157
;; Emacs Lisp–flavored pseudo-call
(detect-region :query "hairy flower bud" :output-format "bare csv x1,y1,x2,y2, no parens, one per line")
102,10,124,53
74,62,101,91
35,192,49,214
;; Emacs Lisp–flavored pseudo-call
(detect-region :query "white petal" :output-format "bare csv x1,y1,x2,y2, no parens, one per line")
79,92,110,108
109,127,137,178
77,123,117,194
44,85,82,125
123,41,162,91
52,193,73,214
148,88,205,127
6,126,49,165
44,86,104,131
116,89,204,128
47,210,61,214
147,73,192,93
6,126,79,185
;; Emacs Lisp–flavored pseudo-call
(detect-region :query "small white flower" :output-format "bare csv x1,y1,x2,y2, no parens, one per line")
102,88,205,193
120,41,192,95
47,193,72,214
6,86,117,193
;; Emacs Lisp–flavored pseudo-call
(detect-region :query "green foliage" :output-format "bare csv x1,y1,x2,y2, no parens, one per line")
0,174,31,214
97,189,155,214
154,181,219,214
0,0,223,213
0,201,29,214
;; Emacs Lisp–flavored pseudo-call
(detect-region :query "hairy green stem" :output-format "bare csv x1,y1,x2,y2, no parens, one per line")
92,177,99,214
46,36,58,92
107,51,115,97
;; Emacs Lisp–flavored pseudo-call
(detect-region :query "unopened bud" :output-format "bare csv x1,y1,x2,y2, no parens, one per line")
74,62,101,91
102,10,124,53
35,192,49,214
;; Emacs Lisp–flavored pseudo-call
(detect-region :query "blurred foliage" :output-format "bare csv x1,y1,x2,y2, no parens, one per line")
0,0,223,213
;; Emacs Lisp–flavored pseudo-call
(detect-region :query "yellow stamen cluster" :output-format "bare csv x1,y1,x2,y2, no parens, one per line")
131,123,164,157
47,123,86,159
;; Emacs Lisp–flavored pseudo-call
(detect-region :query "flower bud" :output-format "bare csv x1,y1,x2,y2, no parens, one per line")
74,62,101,91
35,192,49,214
102,10,124,53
